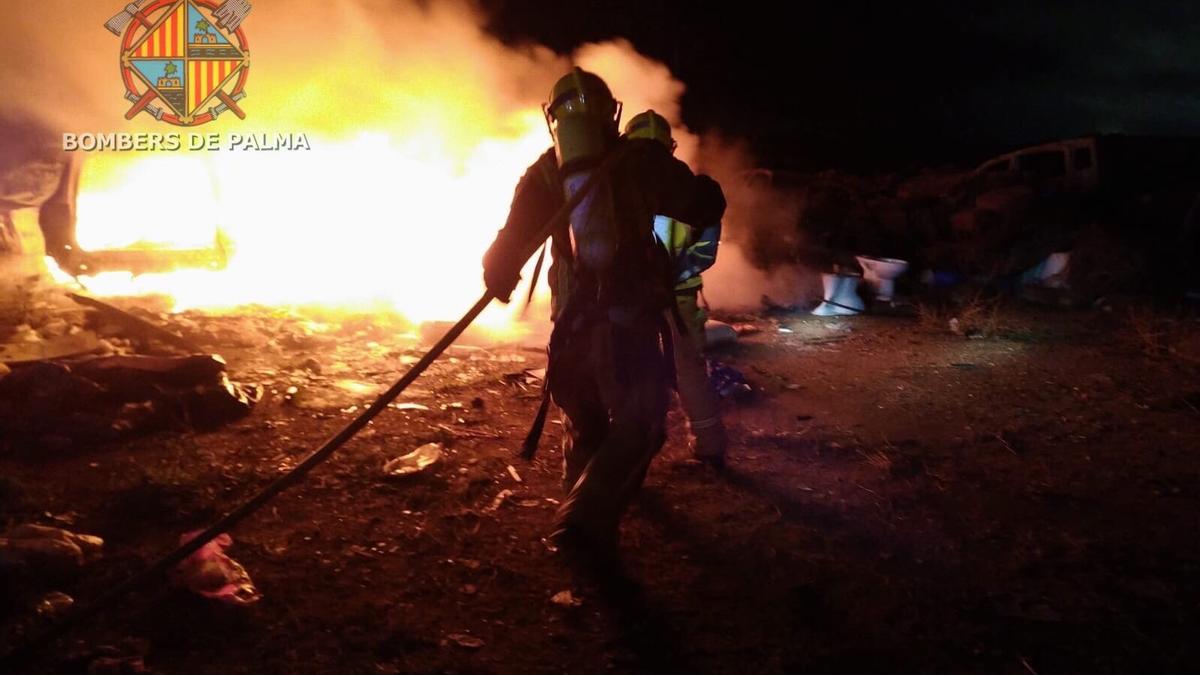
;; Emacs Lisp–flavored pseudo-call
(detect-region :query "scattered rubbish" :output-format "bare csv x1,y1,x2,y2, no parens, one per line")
67,291,202,352
731,323,761,336
435,423,504,440
704,320,738,348
708,360,754,402
171,531,261,606
290,379,381,410
0,354,261,447
0,524,104,574
383,443,444,477
486,489,515,513
551,590,583,607
503,367,545,389
35,591,75,618
0,329,102,363
444,633,485,649
336,379,383,397
921,270,964,287
506,465,523,483
392,402,431,412
67,640,154,675
84,655,151,675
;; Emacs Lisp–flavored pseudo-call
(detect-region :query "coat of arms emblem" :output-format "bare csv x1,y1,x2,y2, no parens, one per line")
105,0,252,125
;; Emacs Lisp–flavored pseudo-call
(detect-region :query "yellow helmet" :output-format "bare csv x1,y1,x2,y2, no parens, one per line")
624,109,676,153
543,67,622,169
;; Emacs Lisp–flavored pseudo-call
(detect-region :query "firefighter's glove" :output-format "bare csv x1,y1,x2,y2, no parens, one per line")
483,240,522,304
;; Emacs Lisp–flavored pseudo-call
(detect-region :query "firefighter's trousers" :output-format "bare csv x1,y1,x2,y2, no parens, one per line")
550,314,669,545
671,289,726,460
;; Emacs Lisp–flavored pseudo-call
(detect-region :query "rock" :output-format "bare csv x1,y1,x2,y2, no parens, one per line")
13,324,40,342
551,590,583,607
36,591,74,618
38,317,70,339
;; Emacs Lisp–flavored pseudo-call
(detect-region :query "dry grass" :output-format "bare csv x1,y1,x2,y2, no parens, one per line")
917,291,1005,338
1124,307,1200,365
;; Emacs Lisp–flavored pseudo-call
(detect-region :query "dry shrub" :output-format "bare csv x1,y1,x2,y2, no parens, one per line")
917,291,1003,338
1124,307,1200,364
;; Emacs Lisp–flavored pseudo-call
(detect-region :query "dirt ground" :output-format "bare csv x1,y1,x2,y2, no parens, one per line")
2,301,1198,674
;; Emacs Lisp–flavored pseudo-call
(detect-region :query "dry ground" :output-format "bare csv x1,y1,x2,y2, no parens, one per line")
2,303,1198,674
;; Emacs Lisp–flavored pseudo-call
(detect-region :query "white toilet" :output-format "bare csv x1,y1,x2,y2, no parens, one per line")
1021,251,1071,289
856,256,909,302
812,273,865,316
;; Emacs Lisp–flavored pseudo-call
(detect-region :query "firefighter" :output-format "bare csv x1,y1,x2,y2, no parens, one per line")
624,110,727,465
482,68,726,560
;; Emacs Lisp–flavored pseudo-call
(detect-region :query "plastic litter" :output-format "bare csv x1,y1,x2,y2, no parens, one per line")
708,360,754,401
445,633,485,649
171,531,261,606
383,442,444,477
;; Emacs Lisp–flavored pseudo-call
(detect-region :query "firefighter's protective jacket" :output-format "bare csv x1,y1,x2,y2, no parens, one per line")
483,138,725,314
653,215,721,291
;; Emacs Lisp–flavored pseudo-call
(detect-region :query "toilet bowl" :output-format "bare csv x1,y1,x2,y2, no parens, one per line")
856,255,909,302
1040,251,1071,289
812,273,864,316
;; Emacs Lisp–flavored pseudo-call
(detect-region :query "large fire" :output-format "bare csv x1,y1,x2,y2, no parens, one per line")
13,2,700,340
56,112,553,338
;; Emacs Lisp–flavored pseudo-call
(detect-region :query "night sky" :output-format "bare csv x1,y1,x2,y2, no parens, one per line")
483,1,1200,172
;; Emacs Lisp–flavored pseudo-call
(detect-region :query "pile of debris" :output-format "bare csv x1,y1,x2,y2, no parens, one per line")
0,353,261,451
732,134,1200,301
0,291,262,451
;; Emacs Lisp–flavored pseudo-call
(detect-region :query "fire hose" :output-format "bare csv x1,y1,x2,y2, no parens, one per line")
1,144,629,670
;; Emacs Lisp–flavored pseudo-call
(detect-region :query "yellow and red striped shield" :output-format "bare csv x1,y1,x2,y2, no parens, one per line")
187,60,241,114
131,2,186,58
